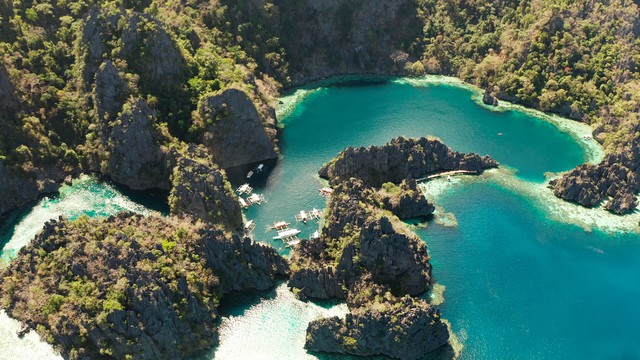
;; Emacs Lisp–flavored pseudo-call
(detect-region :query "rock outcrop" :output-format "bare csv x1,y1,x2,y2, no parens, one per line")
169,145,243,231
305,276,449,360
0,213,288,360
79,6,187,97
196,89,278,169
272,0,424,84
379,179,435,220
483,88,499,106
291,137,496,358
319,136,498,187
551,150,640,214
106,98,173,190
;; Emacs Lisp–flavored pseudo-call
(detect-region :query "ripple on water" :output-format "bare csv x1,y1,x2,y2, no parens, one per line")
0,311,62,360
0,174,157,264
210,283,348,360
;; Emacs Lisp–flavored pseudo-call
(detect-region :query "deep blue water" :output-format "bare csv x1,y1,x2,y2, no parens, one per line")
225,79,639,359
1,79,638,359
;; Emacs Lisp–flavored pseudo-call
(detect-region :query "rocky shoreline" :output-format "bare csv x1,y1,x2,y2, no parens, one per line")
0,213,288,359
289,137,498,359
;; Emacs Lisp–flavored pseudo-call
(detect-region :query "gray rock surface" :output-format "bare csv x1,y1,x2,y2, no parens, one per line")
198,89,278,169
274,0,424,85
169,145,243,231
107,98,172,190
379,178,435,219
305,276,449,360
551,150,640,214
319,136,498,187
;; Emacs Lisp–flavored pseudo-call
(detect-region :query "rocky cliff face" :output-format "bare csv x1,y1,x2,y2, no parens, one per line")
291,137,496,358
106,98,173,190
379,179,435,220
0,213,288,360
169,145,243,231
319,136,498,187
305,276,449,360
196,89,278,169
79,6,187,98
272,0,423,85
551,147,640,214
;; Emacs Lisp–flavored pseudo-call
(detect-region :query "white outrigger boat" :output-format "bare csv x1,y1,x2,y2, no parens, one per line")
244,220,256,232
319,187,334,197
310,230,320,240
271,221,291,230
247,193,265,205
236,183,253,195
238,197,249,209
273,228,301,240
295,210,308,223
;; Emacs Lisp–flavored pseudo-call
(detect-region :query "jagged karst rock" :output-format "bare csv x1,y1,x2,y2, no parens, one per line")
94,60,130,125
483,88,499,106
169,145,243,231
107,98,172,190
0,213,288,360
552,147,640,214
379,178,435,219
271,0,424,84
305,276,449,360
196,89,278,169
319,136,498,187
292,137,495,358
79,6,186,96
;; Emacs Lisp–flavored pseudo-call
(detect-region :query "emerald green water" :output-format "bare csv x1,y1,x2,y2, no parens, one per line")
2,78,639,359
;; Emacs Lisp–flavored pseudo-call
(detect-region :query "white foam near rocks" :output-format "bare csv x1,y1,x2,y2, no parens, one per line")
0,311,62,360
422,168,640,235
213,283,348,360
0,175,155,265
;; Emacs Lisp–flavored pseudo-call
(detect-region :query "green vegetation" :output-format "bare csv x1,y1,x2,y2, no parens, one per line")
0,211,287,358
416,0,640,152
0,214,219,359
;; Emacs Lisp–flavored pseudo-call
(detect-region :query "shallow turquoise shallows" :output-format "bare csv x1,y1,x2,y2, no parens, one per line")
2,78,639,360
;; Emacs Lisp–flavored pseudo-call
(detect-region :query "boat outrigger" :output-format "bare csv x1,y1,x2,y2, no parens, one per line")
319,187,333,197
244,220,256,232
273,228,301,240
236,183,253,195
271,221,291,230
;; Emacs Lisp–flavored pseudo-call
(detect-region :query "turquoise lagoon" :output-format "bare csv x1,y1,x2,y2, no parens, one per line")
1,77,639,359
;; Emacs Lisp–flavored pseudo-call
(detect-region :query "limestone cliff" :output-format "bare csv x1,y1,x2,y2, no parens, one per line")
106,98,172,190
0,213,288,360
305,276,449,360
319,136,498,187
195,88,278,169
552,148,640,214
169,145,243,231
275,0,424,85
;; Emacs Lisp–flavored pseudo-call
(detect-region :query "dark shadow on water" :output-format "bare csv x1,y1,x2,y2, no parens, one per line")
110,182,170,215
225,158,279,188
217,284,279,318
0,201,38,250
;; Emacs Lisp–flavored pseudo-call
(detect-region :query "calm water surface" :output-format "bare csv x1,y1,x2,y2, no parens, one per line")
1,79,638,359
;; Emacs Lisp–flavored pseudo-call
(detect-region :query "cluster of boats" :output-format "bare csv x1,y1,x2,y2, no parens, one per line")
240,185,333,248
236,183,265,209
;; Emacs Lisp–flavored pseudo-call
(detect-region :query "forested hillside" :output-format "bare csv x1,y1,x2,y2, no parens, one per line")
1,0,639,215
